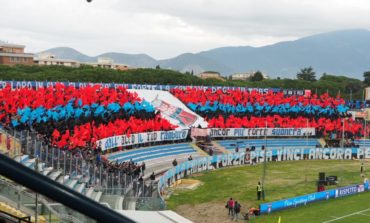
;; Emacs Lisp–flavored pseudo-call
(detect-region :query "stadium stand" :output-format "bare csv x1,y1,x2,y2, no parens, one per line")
1,81,368,222
218,138,320,151
0,84,176,150
108,143,197,163
171,88,363,138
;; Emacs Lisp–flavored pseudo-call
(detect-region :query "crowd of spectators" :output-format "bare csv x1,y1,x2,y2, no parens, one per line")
171,88,364,138
0,84,176,150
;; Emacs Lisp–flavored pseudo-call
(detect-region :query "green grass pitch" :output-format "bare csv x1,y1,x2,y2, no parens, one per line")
167,159,370,223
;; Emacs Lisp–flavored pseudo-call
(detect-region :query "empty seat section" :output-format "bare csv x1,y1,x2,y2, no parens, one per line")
108,143,196,163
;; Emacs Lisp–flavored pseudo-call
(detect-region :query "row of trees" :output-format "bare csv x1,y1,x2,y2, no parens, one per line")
0,64,368,100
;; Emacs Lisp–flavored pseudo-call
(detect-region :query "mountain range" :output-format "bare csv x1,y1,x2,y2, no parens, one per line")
39,29,370,79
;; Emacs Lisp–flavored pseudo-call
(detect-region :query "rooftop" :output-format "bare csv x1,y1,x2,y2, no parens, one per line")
0,42,25,48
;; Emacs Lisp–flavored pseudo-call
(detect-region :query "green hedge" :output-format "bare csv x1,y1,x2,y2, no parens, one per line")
0,65,364,100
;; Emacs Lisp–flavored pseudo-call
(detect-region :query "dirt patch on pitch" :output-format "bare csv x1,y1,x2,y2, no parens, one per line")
175,201,251,223
191,173,205,177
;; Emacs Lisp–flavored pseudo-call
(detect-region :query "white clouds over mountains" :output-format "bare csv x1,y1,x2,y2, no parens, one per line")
1,0,370,59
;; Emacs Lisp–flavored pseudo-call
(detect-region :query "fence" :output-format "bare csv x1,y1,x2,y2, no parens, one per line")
0,128,22,158
0,177,94,223
0,128,143,200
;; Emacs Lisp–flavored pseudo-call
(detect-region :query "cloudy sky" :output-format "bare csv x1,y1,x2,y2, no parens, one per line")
1,0,370,59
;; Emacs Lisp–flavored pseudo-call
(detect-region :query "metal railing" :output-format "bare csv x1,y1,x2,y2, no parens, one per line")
0,154,136,223
0,128,139,197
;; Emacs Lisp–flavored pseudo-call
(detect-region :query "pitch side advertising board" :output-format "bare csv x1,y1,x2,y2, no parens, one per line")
260,184,367,214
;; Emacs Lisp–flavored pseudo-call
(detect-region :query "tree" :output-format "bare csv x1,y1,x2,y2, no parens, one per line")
155,65,161,69
296,67,316,81
364,71,370,86
250,71,264,82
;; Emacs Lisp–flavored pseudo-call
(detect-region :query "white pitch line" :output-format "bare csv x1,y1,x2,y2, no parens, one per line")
358,213,370,217
322,208,370,223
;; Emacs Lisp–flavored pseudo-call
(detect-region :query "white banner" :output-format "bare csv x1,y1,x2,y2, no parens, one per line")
208,128,316,138
96,130,189,151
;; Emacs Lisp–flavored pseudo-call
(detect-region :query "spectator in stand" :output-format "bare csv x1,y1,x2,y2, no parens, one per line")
150,172,155,181
188,155,193,161
141,162,146,175
138,175,143,184
209,148,214,156
0,84,177,151
172,158,178,180
171,88,361,138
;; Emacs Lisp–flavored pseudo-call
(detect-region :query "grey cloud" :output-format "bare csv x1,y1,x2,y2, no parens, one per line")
1,0,370,58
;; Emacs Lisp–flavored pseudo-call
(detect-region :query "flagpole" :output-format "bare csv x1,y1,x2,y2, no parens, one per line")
341,118,345,148
305,118,308,184
365,118,367,140
262,118,268,200
361,116,366,177
340,118,345,185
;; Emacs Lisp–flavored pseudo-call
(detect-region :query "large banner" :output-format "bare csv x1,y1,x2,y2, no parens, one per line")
96,130,188,151
191,128,209,137
0,80,305,95
194,128,316,138
249,148,370,162
158,148,370,196
151,98,198,127
260,183,367,214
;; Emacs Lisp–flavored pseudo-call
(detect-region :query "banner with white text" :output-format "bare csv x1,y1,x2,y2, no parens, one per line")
201,128,316,138
158,147,370,198
96,130,188,151
0,80,307,95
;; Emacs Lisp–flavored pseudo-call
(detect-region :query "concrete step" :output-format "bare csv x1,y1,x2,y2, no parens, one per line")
57,175,69,185
67,179,78,189
94,191,103,202
37,163,45,172
100,195,118,210
42,167,53,176
75,183,86,194
24,159,35,169
48,170,62,181
115,196,124,210
21,155,29,163
85,187,94,198
15,155,28,163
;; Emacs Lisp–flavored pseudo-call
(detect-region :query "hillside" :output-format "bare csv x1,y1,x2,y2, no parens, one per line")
39,29,370,79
